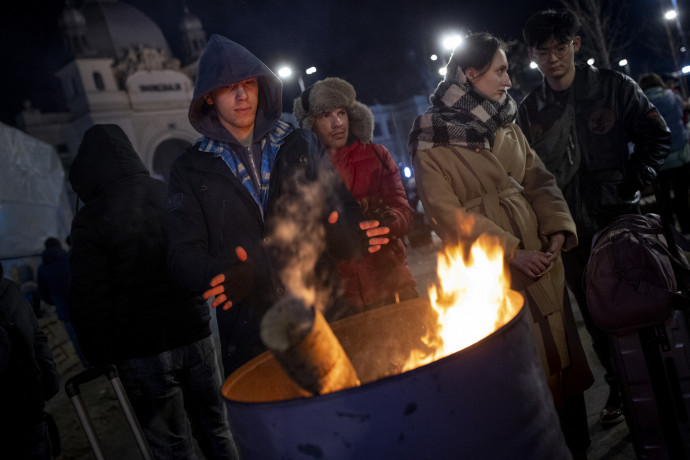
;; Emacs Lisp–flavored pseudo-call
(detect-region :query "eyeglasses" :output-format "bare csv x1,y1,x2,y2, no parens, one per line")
534,40,574,62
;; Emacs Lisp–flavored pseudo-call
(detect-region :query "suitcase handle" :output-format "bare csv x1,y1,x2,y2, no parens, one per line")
65,364,153,460
65,365,119,398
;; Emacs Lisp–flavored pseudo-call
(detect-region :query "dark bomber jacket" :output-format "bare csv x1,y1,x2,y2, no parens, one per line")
517,63,671,238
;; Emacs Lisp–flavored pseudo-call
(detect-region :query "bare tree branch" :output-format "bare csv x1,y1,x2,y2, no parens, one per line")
557,0,635,69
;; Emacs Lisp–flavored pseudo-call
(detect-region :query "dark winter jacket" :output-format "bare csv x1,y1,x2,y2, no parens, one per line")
37,243,70,322
330,140,416,309
0,278,59,430
517,63,671,238
168,35,363,376
68,124,211,365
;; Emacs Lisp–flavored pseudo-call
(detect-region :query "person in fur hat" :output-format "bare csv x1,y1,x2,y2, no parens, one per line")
294,77,418,311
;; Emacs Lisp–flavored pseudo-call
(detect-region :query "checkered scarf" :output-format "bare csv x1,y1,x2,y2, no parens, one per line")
408,66,517,159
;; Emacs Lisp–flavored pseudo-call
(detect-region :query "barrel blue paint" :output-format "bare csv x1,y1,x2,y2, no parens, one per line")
223,298,570,459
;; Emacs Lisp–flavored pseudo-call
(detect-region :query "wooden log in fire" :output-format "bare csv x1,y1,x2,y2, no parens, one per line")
260,296,361,396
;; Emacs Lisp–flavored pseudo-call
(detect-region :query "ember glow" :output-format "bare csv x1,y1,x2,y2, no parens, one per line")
403,235,523,371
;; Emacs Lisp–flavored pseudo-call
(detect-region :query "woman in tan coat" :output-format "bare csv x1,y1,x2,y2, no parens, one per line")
409,33,593,458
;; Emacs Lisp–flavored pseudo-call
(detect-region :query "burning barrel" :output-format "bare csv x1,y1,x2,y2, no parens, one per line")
222,295,570,459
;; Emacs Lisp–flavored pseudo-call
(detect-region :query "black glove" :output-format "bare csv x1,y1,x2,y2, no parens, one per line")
203,248,257,310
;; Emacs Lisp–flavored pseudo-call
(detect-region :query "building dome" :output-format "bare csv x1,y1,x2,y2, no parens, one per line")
180,6,203,33
61,3,87,30
75,0,171,59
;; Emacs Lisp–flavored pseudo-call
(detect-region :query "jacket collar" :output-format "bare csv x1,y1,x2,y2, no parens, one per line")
534,63,602,111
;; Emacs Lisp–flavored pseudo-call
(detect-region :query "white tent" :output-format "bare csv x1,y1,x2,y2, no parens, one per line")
0,122,72,261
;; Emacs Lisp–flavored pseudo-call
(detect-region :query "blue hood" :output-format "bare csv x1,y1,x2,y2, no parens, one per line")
189,34,283,145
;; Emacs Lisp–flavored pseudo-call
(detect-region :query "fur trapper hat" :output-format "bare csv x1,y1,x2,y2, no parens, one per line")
293,77,375,143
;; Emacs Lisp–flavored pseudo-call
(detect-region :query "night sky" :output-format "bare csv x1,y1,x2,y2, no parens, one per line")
0,0,680,126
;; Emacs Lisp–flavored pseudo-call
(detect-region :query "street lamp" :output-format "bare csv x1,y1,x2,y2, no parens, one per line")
441,33,463,51
618,58,630,75
587,58,595,66
662,5,688,98
276,65,311,92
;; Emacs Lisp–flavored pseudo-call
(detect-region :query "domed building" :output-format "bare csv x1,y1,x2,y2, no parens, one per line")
18,0,207,182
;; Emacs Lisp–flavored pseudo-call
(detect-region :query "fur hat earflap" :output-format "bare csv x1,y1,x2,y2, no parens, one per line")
293,77,375,143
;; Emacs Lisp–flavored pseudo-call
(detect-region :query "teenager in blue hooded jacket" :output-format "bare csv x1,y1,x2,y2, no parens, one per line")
167,35,372,378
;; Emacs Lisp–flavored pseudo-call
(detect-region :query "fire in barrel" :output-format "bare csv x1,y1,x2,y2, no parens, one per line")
222,236,570,459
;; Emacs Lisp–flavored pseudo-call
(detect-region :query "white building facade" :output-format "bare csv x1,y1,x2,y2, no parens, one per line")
18,0,205,182
17,0,429,183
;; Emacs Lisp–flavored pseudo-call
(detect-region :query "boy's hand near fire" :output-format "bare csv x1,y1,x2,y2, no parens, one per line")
203,246,257,310
327,211,390,254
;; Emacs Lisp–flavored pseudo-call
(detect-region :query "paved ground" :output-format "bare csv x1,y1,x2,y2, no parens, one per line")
43,238,636,459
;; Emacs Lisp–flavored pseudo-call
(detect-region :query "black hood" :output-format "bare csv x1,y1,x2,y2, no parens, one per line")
188,34,283,146
69,124,148,204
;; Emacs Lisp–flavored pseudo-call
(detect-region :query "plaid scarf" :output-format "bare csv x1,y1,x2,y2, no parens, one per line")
199,120,293,216
409,67,517,158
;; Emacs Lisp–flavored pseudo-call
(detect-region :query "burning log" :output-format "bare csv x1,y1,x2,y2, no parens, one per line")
260,296,361,395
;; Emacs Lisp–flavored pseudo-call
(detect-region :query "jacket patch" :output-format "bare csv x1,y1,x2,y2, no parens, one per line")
168,193,183,213
587,108,616,135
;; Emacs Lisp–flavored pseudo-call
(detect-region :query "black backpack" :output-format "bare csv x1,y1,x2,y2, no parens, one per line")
585,213,690,334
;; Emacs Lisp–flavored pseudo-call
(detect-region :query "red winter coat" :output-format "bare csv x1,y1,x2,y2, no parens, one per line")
330,141,416,310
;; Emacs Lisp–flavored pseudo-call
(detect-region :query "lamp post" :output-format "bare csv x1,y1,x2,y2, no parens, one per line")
277,65,316,92
435,32,464,77
662,4,688,98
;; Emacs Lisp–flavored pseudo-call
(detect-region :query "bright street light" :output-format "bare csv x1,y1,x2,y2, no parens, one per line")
683,65,690,74
276,65,308,91
403,166,412,178
587,58,595,65
441,33,463,51
439,67,447,76
277,66,292,78
430,54,438,61
529,61,538,69
618,59,628,67
665,9,678,21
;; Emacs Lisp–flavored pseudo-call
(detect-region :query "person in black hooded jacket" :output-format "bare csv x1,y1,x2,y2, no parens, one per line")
167,35,371,378
69,124,237,459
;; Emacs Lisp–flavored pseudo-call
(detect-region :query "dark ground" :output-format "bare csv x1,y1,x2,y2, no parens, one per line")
43,237,634,459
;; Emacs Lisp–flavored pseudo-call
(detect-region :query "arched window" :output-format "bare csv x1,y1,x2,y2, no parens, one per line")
153,138,189,182
93,72,105,91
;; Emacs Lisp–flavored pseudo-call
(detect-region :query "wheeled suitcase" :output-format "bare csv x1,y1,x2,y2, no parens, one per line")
609,310,690,459
586,181,690,459
65,364,153,460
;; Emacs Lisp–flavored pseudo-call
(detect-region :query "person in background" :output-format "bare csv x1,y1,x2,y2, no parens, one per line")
37,236,88,367
167,35,367,378
409,32,594,458
293,77,418,311
638,72,690,234
517,9,671,429
69,124,237,459
0,262,60,459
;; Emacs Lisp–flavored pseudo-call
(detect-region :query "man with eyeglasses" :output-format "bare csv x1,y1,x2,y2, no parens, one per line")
517,8,671,436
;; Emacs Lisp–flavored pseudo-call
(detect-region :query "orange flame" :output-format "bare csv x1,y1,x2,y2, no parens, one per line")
403,234,523,371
